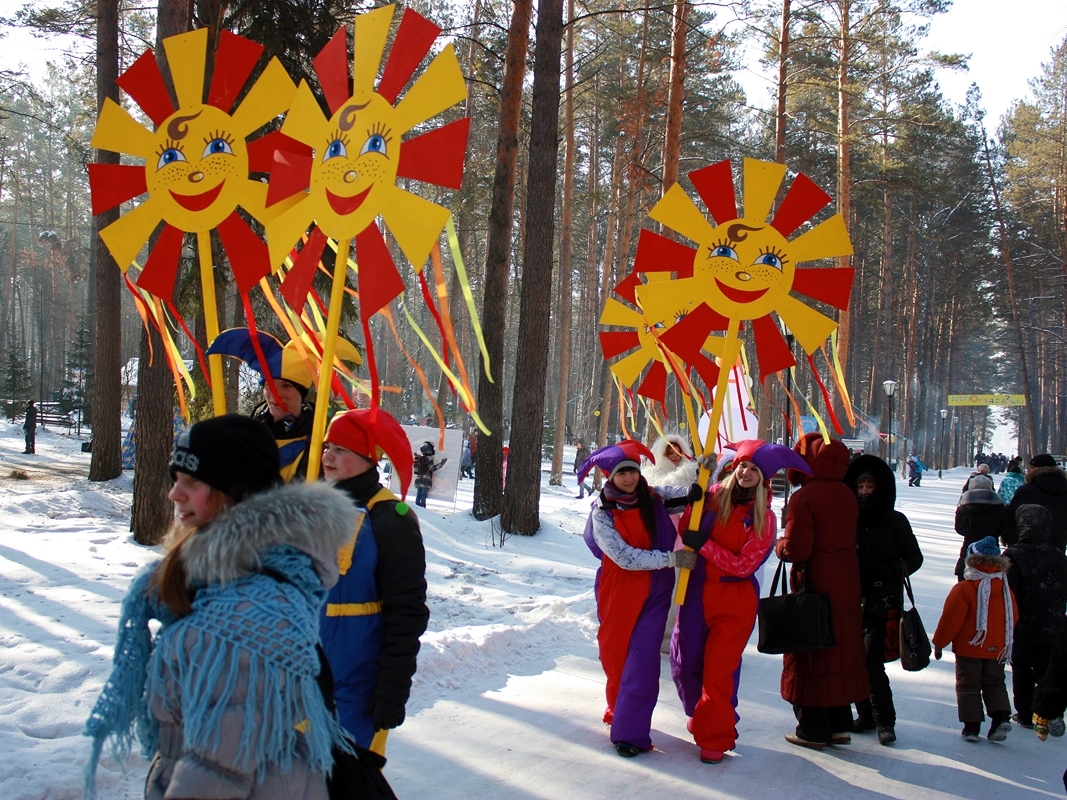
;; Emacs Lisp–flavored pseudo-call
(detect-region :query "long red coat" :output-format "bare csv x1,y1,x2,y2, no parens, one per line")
775,434,870,707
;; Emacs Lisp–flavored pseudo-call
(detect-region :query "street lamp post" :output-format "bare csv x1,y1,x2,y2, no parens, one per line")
939,408,948,479
883,380,897,471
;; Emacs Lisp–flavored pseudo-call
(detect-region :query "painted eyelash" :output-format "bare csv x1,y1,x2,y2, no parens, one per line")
325,130,351,149
709,237,730,250
758,245,789,265
367,121,393,142
203,129,235,146
156,138,184,157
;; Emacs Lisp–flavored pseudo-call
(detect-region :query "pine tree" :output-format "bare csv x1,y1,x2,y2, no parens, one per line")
1,346,33,420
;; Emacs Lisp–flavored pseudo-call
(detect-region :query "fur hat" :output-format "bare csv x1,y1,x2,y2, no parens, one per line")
969,474,994,492
969,536,1001,557
977,463,991,475
170,414,281,500
650,434,692,462
1031,454,1057,468
326,408,413,499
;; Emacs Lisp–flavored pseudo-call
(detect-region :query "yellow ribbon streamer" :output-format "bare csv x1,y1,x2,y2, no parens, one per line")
445,215,493,382
788,365,832,442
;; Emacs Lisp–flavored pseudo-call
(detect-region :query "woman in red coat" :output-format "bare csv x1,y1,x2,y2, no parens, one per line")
775,433,871,749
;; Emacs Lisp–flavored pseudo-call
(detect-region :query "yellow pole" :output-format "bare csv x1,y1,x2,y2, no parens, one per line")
370,729,389,758
674,318,741,605
197,230,227,416
304,238,350,481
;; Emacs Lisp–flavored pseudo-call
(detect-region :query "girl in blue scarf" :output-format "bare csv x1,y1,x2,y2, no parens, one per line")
83,415,356,800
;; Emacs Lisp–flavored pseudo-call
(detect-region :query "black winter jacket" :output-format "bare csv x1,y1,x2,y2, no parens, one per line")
1007,466,1067,552
1035,617,1067,720
954,490,1013,578
335,469,430,726
1005,531,1067,643
843,455,923,613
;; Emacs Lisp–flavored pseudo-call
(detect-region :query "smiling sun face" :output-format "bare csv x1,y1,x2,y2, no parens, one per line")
695,220,796,320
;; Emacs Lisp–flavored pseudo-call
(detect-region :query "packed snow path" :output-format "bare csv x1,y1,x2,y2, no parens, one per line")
0,422,1063,798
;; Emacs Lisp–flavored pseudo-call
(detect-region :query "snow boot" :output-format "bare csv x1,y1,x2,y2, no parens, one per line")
852,716,877,733
700,749,724,764
877,726,896,746
988,713,1011,743
615,742,641,758
962,723,981,742
785,733,826,751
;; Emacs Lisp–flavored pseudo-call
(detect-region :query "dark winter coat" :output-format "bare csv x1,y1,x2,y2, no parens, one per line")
413,453,447,490
1035,616,1067,720
954,490,1013,578
250,400,315,482
1004,520,1067,644
1007,466,1067,552
843,455,923,614
331,469,430,736
776,434,870,707
23,404,36,431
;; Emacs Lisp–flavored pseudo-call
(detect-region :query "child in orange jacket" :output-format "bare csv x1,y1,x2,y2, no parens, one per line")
933,536,1019,742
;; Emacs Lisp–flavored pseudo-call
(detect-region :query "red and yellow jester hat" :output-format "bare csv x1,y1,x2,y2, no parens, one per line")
325,408,413,499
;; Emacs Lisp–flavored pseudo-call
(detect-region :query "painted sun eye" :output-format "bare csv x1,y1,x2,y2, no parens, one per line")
156,147,186,170
675,312,687,325
754,251,784,270
359,133,388,157
202,138,233,158
711,244,738,261
324,139,348,161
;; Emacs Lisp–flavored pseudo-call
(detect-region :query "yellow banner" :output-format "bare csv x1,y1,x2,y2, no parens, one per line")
948,394,1026,407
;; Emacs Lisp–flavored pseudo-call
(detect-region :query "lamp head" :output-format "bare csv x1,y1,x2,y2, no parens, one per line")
882,379,897,398
940,408,948,420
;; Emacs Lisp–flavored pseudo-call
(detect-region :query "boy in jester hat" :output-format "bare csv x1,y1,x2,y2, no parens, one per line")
207,328,361,483
319,408,429,749
578,439,701,758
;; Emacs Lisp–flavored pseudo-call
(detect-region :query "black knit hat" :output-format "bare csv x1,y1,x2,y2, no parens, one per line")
170,414,281,500
1031,453,1057,468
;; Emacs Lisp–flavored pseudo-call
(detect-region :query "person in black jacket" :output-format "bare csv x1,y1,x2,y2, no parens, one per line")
1005,504,1067,733
1032,615,1067,790
1007,454,1067,552
843,455,923,746
955,475,1014,579
319,408,430,748
23,400,36,454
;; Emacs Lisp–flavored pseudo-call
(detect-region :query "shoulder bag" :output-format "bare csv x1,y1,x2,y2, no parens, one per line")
899,573,931,672
757,559,836,654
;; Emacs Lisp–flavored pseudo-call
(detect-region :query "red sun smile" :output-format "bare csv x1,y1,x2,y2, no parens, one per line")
716,279,768,304
170,181,225,211
326,185,372,216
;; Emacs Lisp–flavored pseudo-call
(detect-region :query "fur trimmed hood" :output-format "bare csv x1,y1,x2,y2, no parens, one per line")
959,487,1004,507
964,552,1011,573
643,435,697,488
1027,465,1067,493
181,481,356,590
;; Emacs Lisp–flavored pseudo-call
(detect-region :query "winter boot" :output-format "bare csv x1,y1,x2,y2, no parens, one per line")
877,726,896,746
615,742,641,757
988,713,1011,743
700,749,725,764
961,723,981,742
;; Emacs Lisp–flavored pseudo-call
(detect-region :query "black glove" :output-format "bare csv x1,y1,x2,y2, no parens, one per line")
682,527,708,552
369,699,406,732
686,482,703,504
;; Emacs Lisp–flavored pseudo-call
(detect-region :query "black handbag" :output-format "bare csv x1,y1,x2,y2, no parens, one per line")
898,574,931,672
757,559,836,654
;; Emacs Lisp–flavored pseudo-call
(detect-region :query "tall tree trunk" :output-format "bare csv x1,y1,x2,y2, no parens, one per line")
88,0,123,482
501,0,565,534
549,0,576,486
661,0,688,193
472,0,532,520
130,0,191,541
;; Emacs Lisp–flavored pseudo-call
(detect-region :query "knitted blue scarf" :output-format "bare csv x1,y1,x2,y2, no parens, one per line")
83,546,348,799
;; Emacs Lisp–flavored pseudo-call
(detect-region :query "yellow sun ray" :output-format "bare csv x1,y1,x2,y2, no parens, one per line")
163,29,208,109
394,45,466,134
231,58,298,135
243,180,304,226
776,294,839,353
380,185,451,269
648,184,717,245
612,348,654,387
634,275,700,319
787,213,854,262
99,198,161,270
742,158,786,224
703,335,727,357
599,297,643,327
90,98,155,157
267,197,314,273
353,4,396,102
280,81,329,149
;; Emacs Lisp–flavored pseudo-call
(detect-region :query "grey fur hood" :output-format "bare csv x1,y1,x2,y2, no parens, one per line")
964,552,1011,573
181,481,356,590
958,488,1003,507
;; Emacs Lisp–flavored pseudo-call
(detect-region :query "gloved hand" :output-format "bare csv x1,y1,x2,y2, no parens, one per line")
681,527,708,552
1035,715,1050,741
668,549,697,570
686,482,703,504
934,646,943,660
369,699,406,732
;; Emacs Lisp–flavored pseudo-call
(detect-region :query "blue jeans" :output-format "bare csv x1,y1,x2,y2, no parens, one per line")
416,486,429,507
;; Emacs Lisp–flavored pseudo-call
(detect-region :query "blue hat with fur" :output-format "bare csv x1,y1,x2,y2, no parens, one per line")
969,536,1000,557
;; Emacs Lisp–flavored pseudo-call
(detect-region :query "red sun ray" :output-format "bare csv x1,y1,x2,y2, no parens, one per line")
633,228,698,279
659,304,728,389
397,117,470,189
248,131,312,174
355,223,407,322
217,212,272,294
751,314,796,379
314,28,351,116
598,330,640,359
116,50,175,128
770,172,832,237
688,160,737,225
280,226,328,310
88,164,147,215
614,271,642,305
377,8,441,105
266,145,314,207
136,223,184,298
637,360,667,404
791,267,855,311
207,30,264,113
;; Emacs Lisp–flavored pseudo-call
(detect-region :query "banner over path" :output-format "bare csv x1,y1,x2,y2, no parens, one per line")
948,394,1026,406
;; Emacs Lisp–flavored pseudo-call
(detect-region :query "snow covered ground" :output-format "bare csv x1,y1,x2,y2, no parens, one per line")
1,421,1065,799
